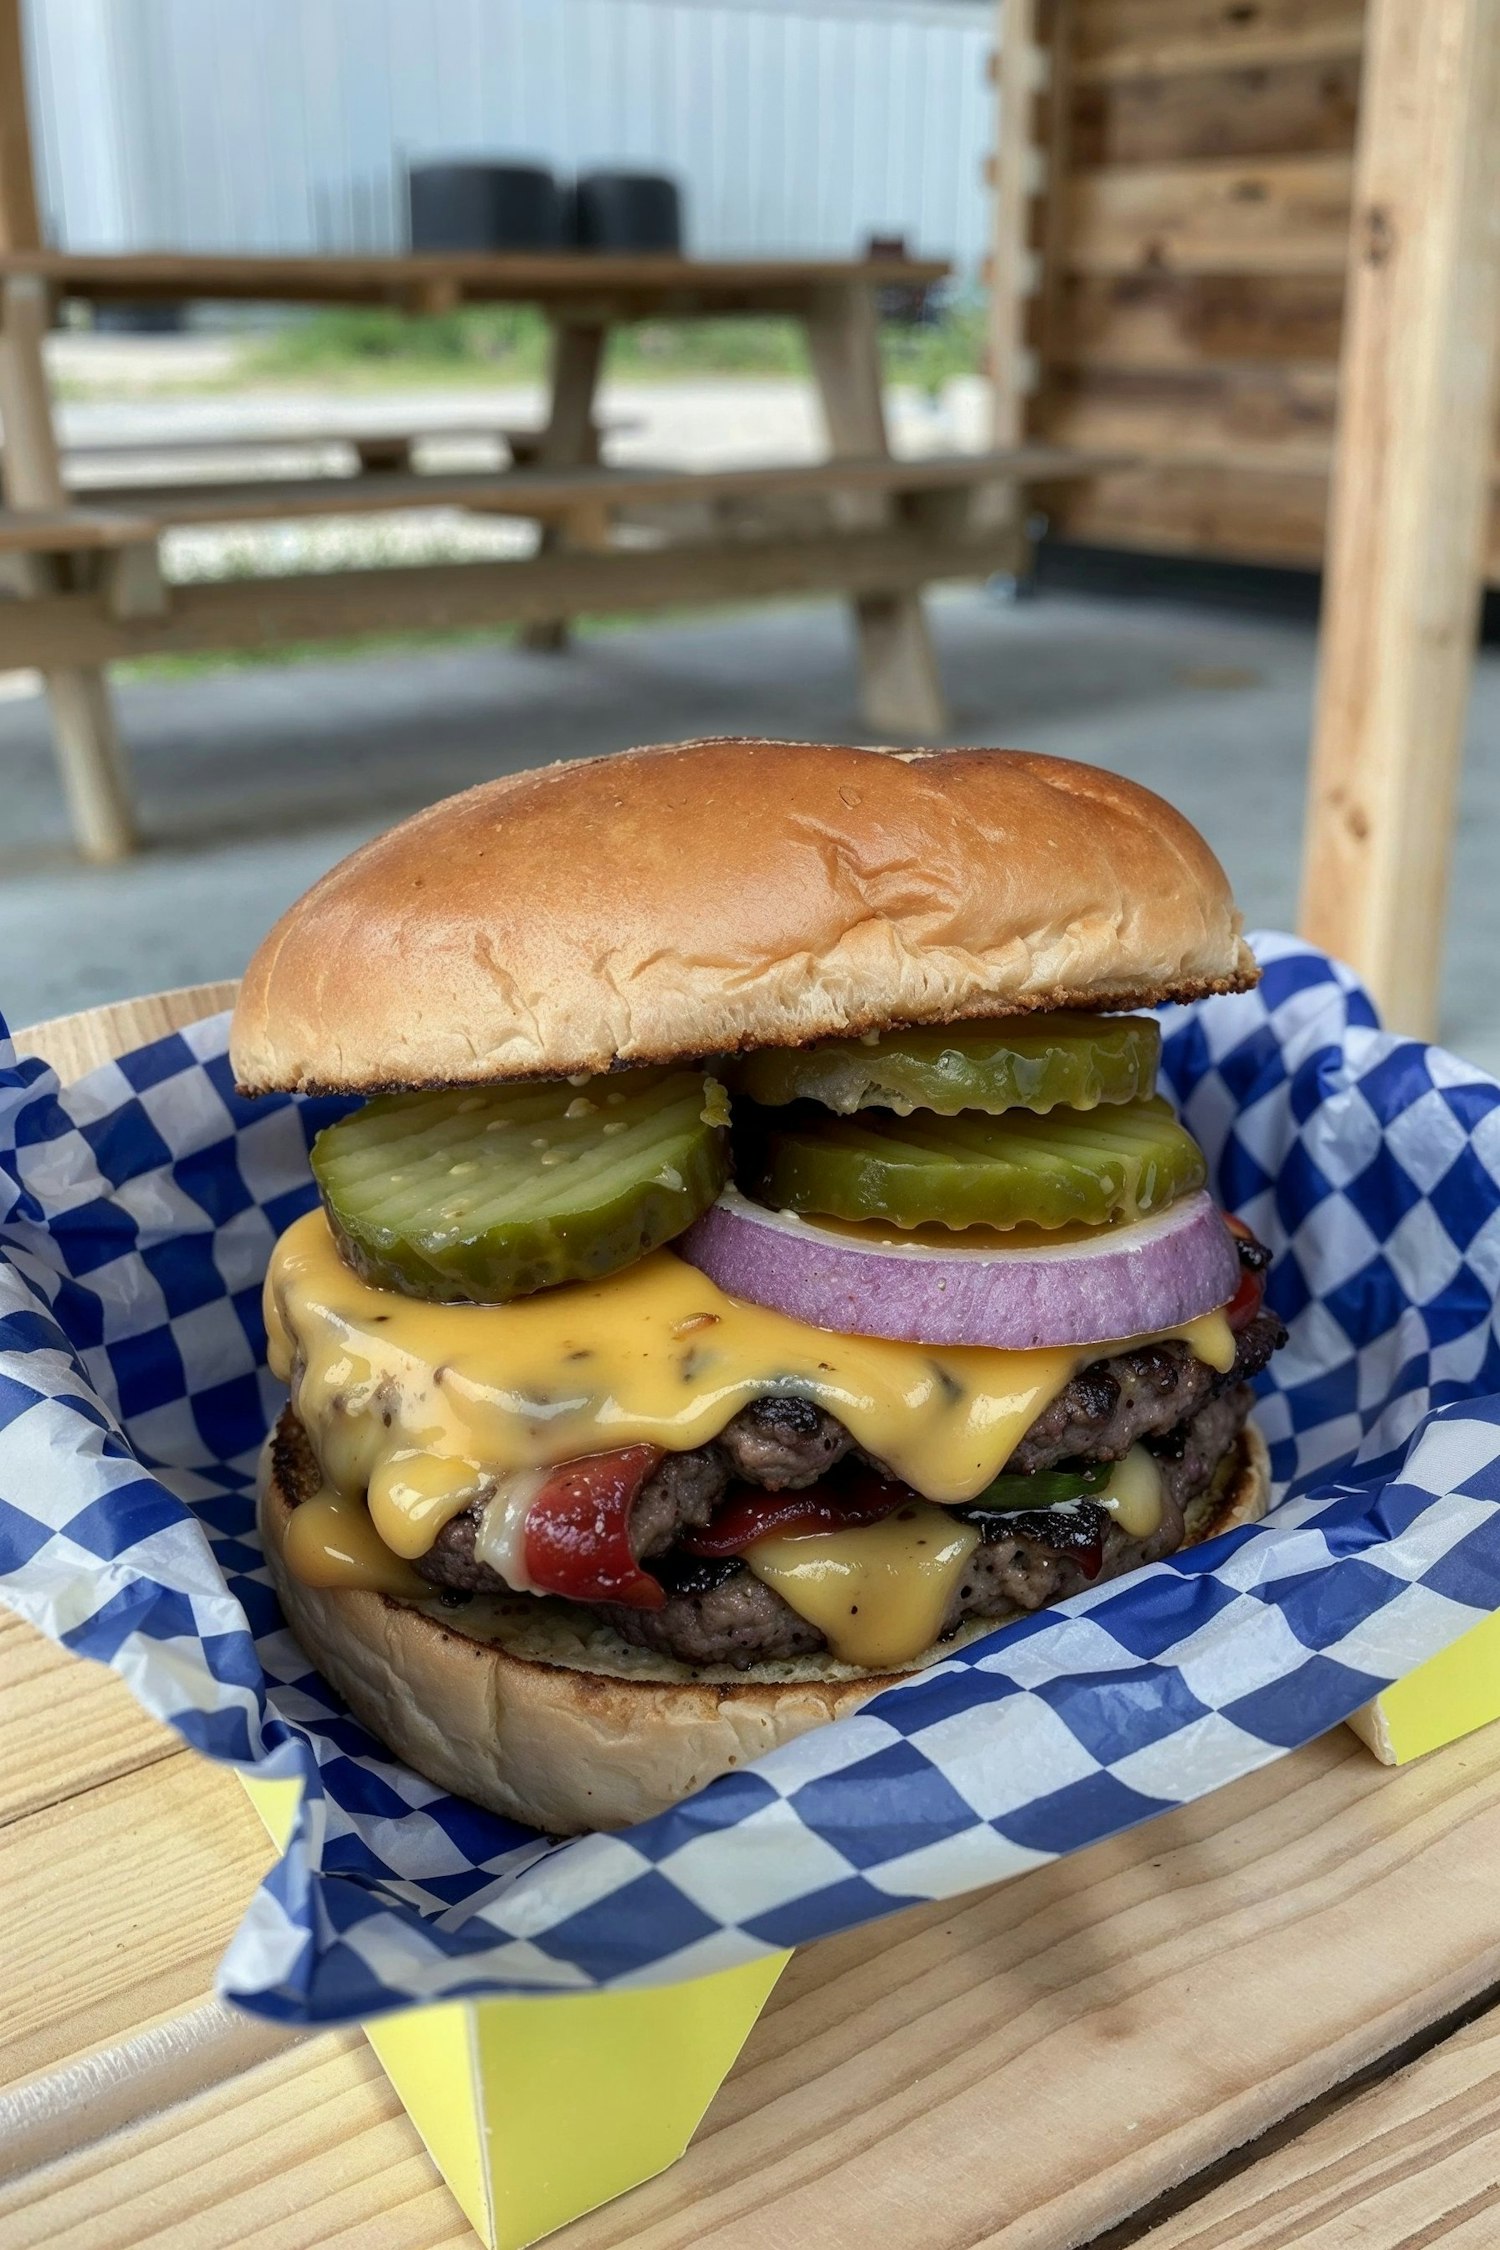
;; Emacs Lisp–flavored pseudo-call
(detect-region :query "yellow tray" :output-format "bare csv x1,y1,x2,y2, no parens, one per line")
244,1775,789,2248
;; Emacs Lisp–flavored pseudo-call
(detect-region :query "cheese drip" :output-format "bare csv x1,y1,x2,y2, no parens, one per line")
266,1208,1235,1573
746,1504,981,1668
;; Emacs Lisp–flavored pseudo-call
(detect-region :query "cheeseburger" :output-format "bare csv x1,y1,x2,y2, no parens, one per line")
237,738,1283,1834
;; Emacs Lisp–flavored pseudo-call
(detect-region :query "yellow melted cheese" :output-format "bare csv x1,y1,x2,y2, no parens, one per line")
1099,1445,1164,1538
746,1503,981,1669
266,1207,1235,1586
283,1484,429,1598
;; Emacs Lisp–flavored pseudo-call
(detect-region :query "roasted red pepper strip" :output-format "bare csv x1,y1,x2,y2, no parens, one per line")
1224,1215,1270,1332
684,1469,915,1558
523,1445,667,1611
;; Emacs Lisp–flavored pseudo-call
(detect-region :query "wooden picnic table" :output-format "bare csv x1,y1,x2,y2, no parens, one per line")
0,237,1120,870
3,981,1500,2248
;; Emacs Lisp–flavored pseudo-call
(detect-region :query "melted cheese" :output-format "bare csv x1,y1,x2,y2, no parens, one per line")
1099,1445,1164,1539
746,1504,981,1668
266,1207,1235,1582
282,1484,429,1597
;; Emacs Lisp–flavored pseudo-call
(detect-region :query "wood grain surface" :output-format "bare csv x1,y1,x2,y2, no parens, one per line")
1139,2009,1500,2246
6,1724,1500,2249
0,1608,177,1827
1064,154,1354,277
1298,0,1500,1040
1071,0,1365,84
2,1754,275,2093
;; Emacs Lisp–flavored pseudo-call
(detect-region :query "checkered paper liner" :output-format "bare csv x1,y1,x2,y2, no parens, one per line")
4,934,1500,2025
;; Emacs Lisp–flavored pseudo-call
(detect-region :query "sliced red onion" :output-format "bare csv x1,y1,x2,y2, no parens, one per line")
677,1187,1240,1350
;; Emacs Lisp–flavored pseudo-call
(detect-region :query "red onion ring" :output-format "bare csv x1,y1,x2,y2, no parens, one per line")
677,1187,1240,1350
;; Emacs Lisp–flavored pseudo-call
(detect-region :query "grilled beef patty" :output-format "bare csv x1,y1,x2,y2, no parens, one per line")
273,1298,1279,1667
611,1382,1256,1668
411,1306,1284,1603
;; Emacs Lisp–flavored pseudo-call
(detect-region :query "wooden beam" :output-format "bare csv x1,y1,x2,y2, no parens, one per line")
804,280,947,737
1070,2,1366,88
49,448,1115,532
0,271,136,862
0,247,949,309
1300,0,1500,1037
519,315,609,652
1064,153,1354,278
988,0,1041,449
0,0,40,253
0,523,1020,672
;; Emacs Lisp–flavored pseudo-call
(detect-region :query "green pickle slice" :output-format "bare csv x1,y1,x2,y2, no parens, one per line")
311,1069,729,1303
744,1094,1205,1233
725,1011,1160,1117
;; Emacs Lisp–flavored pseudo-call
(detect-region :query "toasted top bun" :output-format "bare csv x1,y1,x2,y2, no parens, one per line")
259,1418,1269,1836
232,738,1256,1094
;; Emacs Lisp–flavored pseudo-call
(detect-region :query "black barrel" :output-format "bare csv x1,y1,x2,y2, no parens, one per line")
573,170,683,254
407,162,567,253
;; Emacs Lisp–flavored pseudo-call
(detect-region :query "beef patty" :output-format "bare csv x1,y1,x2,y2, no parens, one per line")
412,1305,1284,1603
613,1382,1256,1668
271,1298,1280,1667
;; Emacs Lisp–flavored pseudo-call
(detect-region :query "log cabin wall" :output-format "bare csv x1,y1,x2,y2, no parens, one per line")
1011,0,1500,577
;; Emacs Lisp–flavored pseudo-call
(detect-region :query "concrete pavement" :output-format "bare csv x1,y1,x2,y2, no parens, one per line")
4,583,1498,1074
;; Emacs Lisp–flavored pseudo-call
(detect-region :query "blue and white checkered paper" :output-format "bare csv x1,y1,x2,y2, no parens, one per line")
4,933,1500,2025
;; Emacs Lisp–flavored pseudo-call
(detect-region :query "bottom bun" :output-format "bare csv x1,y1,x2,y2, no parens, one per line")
258,1420,1270,1836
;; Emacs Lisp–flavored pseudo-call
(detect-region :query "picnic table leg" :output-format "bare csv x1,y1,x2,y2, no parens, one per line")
519,317,608,655
0,274,135,862
803,280,947,741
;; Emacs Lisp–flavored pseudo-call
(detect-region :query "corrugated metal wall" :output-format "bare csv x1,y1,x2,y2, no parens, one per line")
24,0,993,274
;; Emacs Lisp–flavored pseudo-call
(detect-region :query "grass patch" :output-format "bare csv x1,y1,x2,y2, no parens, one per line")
237,299,984,394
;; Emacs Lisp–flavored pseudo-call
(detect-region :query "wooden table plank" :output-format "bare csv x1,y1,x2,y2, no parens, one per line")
2,1753,273,2093
10,1723,1498,2249
0,524,1022,674
0,1610,179,1828
50,445,1120,534
0,2033,474,2250
547,1725,1500,2249
1140,2005,1500,2248
0,248,947,312
0,507,155,553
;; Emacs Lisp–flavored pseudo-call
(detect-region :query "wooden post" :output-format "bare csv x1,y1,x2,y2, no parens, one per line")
986,0,1072,584
1299,0,1500,1037
804,279,946,739
0,0,40,252
0,293,137,867
0,5,135,863
987,0,1038,452
518,317,608,654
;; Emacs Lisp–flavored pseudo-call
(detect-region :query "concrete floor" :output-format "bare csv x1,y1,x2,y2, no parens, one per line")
3,582,1498,1073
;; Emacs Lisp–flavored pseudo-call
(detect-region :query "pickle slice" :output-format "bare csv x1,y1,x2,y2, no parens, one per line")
311,1070,729,1303
744,1094,1205,1232
725,1012,1159,1117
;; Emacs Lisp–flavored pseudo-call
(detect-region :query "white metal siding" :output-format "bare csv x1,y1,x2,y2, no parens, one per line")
23,0,993,275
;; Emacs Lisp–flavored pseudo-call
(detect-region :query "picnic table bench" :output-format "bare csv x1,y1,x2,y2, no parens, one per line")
0,247,1121,862
22,413,635,480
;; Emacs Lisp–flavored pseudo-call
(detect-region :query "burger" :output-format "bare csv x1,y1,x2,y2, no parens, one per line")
235,738,1283,1835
